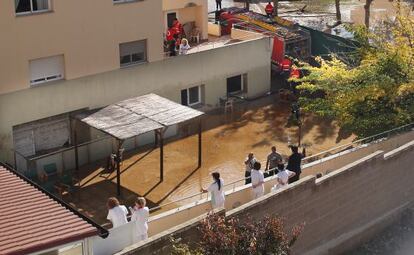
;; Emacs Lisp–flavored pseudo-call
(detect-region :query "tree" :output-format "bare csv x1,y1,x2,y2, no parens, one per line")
273,0,279,16
172,213,304,255
335,0,341,22
364,0,374,28
295,7,414,138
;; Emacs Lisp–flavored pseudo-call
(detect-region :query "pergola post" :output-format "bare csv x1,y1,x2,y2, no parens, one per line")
116,139,124,196
154,130,158,148
74,131,79,176
198,118,202,168
159,129,164,182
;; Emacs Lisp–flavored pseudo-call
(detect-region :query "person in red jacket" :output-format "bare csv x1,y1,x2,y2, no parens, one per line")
172,18,183,37
166,26,175,42
265,2,274,18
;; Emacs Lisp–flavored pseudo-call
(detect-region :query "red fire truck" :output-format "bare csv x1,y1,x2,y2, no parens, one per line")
218,8,311,73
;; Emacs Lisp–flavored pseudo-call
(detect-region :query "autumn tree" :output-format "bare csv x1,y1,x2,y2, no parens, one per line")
295,7,414,138
172,213,303,255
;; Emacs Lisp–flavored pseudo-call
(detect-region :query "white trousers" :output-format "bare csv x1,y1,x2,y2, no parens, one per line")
137,233,148,242
253,188,264,199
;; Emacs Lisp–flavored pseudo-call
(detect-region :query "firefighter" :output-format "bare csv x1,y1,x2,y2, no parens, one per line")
166,26,175,42
265,2,274,18
172,18,183,37
166,26,177,57
289,66,301,95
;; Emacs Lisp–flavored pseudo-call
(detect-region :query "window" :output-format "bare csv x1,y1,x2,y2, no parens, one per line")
181,86,202,106
226,74,248,95
119,40,147,67
29,55,64,86
167,12,177,28
15,0,50,15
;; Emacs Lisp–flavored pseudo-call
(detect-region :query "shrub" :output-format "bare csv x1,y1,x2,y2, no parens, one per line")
172,213,304,255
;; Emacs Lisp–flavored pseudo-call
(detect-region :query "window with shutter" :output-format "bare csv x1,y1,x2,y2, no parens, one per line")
29,55,64,86
119,40,147,67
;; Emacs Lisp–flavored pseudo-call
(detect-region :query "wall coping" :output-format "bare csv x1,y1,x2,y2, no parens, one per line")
226,175,316,218
316,150,384,185
384,140,414,160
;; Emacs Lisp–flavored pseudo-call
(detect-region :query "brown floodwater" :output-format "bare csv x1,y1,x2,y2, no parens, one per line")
65,95,355,224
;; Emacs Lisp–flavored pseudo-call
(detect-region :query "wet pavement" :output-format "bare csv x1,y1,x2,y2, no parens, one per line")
208,0,399,37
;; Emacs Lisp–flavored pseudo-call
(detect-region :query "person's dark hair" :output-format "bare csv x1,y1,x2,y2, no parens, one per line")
316,173,323,178
253,162,261,170
277,163,284,171
291,146,299,153
212,172,221,190
107,197,120,209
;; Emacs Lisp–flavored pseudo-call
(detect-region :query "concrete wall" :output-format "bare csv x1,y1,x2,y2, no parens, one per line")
228,141,414,254
0,0,164,95
117,138,414,254
92,221,138,255
0,37,271,164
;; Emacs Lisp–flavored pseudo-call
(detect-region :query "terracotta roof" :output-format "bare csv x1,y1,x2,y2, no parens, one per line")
0,166,98,255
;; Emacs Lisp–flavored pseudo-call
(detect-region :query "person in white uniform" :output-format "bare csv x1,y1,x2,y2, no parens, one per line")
271,163,296,192
106,197,128,228
251,162,265,199
202,172,225,209
131,197,149,242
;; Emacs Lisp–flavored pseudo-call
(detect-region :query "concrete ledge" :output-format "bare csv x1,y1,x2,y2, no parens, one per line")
384,140,414,160
316,150,384,185
226,175,316,218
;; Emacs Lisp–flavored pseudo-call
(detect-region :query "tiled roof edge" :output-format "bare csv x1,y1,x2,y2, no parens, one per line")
0,162,109,239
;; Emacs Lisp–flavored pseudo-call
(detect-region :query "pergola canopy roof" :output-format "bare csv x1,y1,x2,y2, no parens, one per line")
78,94,204,140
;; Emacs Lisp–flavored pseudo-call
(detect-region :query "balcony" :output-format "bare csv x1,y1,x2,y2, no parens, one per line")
164,24,266,58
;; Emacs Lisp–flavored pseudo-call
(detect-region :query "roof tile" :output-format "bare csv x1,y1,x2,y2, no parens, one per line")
0,166,98,255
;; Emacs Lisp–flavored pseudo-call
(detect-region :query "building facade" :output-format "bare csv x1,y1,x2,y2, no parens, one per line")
0,0,271,169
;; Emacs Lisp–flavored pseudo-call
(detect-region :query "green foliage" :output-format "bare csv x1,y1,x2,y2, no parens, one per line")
171,213,303,255
296,6,414,138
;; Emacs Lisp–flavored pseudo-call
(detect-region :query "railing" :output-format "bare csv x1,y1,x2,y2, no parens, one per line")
302,122,414,164
146,122,414,213
162,26,266,59
148,166,278,213
13,135,114,177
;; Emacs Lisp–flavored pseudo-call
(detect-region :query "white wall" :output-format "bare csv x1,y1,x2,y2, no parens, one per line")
92,221,138,255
